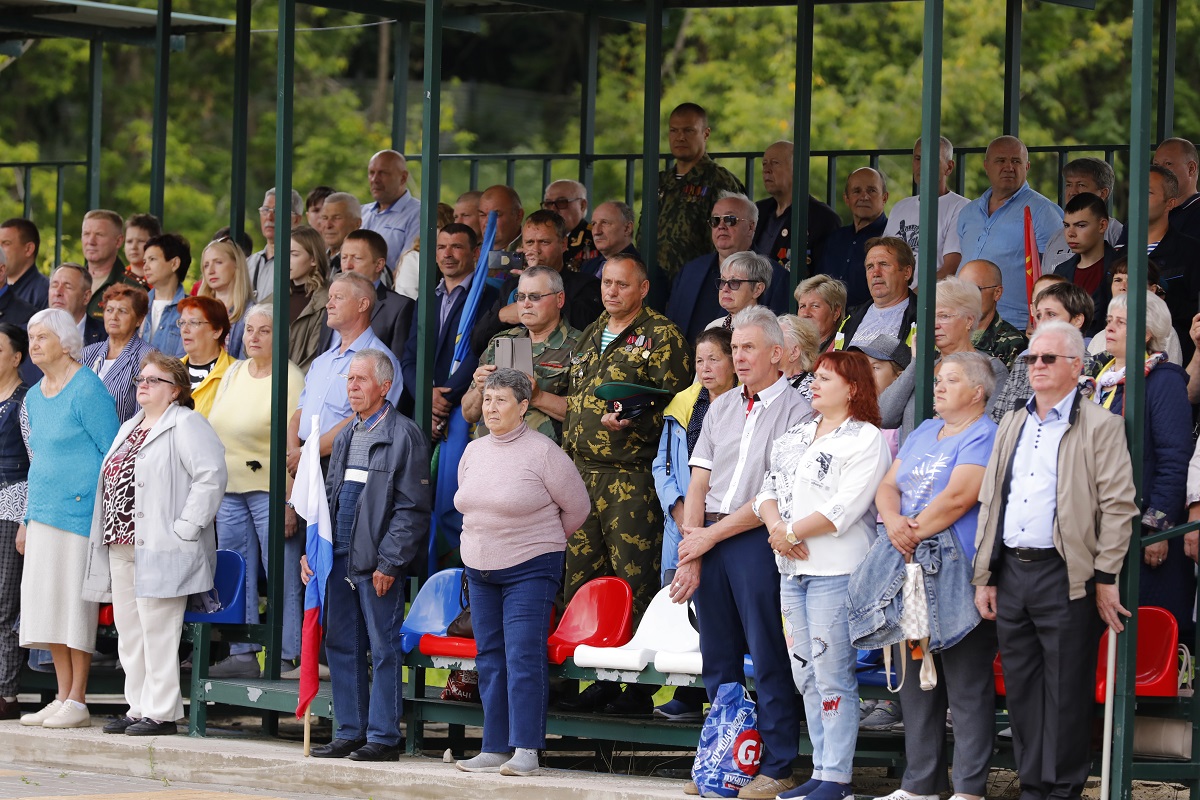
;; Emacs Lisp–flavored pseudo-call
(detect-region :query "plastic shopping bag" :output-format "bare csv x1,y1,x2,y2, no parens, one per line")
691,682,762,797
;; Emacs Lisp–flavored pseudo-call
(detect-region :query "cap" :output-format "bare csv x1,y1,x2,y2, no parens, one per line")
848,334,911,370
594,381,671,419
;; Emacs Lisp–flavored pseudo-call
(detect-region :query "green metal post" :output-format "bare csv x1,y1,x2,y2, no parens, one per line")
1156,0,1175,141
55,167,64,265
149,0,173,222
640,0,664,306
229,0,251,240
578,9,599,198
788,0,814,296
914,0,944,423
86,39,102,210
392,21,411,153
1002,0,1021,137
1110,2,1153,799
265,0,295,686
415,0,445,441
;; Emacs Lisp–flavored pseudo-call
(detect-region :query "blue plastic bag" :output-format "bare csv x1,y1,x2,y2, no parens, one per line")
691,682,762,797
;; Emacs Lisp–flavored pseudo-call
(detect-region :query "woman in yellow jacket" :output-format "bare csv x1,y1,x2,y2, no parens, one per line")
176,296,239,417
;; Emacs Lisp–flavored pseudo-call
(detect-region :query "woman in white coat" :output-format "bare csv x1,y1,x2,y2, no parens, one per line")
82,351,227,736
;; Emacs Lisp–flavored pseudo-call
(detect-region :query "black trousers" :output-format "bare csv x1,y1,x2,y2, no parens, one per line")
995,553,1104,800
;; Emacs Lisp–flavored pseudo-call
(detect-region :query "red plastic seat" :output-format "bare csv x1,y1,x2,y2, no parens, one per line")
546,577,633,664
418,606,560,661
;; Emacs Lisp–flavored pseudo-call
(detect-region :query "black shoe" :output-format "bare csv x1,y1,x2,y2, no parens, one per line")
600,687,654,716
347,741,403,762
103,715,138,734
310,738,367,758
556,681,619,713
125,718,178,736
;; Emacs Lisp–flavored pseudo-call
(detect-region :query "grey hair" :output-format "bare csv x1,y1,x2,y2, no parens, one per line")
937,276,984,330
1029,320,1085,359
264,187,304,216
331,271,377,312
733,305,785,349
913,135,955,161
29,308,83,360
520,265,564,294
245,302,273,324
716,191,759,224
1063,157,1116,193
604,201,635,225
795,274,847,317
939,351,997,402
778,314,821,372
483,367,532,405
1107,291,1173,354
322,191,362,220
721,251,773,289
350,348,394,385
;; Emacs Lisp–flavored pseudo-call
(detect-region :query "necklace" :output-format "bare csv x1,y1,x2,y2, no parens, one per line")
938,411,984,440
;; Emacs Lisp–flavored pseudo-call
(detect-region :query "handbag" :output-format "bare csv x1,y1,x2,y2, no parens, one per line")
446,571,473,638
884,559,937,693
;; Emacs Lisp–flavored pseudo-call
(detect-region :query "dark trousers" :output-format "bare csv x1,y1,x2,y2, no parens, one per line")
696,524,798,780
996,554,1104,800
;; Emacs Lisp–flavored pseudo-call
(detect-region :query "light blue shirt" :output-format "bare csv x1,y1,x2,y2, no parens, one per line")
360,191,421,270
297,327,403,442
957,182,1063,329
1001,389,1076,549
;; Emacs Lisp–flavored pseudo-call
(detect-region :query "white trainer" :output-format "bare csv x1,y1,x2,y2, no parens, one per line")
42,701,91,729
876,790,938,800
19,700,62,727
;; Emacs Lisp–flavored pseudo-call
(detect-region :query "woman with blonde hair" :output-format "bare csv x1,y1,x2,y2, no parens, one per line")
198,237,254,359
778,314,821,397
286,226,331,373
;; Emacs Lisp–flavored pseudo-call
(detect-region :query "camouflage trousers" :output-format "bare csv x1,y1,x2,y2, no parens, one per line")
565,469,663,621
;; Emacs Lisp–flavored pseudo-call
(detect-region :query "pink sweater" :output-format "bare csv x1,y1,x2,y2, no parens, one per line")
455,422,591,571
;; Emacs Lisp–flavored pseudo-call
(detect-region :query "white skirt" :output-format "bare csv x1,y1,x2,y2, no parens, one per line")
20,521,99,652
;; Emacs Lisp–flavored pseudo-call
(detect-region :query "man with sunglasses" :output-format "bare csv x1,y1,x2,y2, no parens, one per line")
665,192,789,342
542,180,598,271
974,320,1137,800
817,168,890,308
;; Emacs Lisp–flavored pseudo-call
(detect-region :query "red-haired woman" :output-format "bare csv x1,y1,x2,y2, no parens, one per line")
754,350,892,800
177,296,237,418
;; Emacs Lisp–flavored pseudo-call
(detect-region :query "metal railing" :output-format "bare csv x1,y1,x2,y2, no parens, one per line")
0,159,86,266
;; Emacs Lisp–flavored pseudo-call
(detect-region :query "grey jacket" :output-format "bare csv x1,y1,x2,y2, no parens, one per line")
326,406,431,580
82,403,228,601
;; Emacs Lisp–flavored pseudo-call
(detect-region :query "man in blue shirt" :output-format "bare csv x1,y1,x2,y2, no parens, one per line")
957,136,1064,329
360,150,421,271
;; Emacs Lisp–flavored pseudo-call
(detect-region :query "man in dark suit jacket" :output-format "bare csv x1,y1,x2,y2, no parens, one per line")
1147,165,1200,363
321,229,414,359
400,224,500,437
750,140,842,272
0,263,38,384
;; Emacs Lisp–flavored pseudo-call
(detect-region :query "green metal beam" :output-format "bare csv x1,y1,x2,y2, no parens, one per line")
228,0,250,241
788,0,814,298
1156,0,1175,141
913,0,943,424
640,0,664,306
392,20,410,153
1002,0,1021,137
148,0,172,222
85,38,102,210
578,8,598,196
415,0,445,441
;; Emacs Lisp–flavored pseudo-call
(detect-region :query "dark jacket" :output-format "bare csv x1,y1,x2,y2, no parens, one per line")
664,251,791,344
1152,227,1200,363
0,289,38,385
319,284,413,363
1052,242,1118,338
469,268,603,355
837,291,919,350
10,269,48,311
580,243,642,280
326,407,432,580
84,315,106,347
816,215,889,308
751,195,842,272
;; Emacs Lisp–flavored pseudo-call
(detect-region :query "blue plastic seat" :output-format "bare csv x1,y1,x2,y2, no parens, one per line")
400,568,465,654
184,549,247,624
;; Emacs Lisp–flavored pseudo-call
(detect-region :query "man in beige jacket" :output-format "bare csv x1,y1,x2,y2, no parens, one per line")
973,320,1138,800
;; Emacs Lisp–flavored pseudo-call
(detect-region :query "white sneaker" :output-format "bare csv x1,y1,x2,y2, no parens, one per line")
949,795,985,800
19,700,62,726
42,701,91,728
877,790,937,800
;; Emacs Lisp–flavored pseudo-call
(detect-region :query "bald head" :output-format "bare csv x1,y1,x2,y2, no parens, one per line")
543,179,589,230
480,185,525,248
958,259,1004,325
368,150,409,207
1154,138,1199,197
762,141,794,203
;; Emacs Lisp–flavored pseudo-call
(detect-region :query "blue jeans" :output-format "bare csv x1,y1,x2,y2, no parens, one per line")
325,554,405,746
467,551,563,752
215,491,303,661
780,573,858,784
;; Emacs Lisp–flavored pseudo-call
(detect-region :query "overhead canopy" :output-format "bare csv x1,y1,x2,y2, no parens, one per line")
0,0,233,45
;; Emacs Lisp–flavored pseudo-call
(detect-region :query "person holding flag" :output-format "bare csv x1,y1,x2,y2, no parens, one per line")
299,348,431,761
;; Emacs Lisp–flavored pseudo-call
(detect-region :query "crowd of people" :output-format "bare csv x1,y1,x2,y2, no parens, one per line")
0,103,1197,797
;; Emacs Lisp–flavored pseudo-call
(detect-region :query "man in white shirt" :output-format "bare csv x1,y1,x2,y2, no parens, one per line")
884,136,969,283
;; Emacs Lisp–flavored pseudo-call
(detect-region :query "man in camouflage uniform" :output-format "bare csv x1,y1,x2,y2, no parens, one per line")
960,258,1027,369
462,266,581,443
647,103,745,282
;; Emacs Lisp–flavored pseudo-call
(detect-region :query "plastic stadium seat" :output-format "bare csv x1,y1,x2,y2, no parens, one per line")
856,648,890,688
743,654,754,679
655,649,703,675
400,568,465,654
419,631,477,659
1094,606,1179,702
546,577,633,664
183,550,247,624
574,586,699,672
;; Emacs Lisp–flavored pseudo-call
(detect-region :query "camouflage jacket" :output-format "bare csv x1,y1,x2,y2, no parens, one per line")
474,319,583,443
649,156,745,281
972,313,1028,370
563,307,693,471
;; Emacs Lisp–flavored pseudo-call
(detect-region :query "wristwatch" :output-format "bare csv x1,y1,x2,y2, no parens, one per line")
784,523,799,546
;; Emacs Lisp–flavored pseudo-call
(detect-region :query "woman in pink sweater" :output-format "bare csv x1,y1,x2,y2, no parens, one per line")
453,368,589,778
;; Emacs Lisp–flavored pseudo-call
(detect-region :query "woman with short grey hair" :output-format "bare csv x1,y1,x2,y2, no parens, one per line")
795,274,847,352
709,251,774,330
455,367,589,777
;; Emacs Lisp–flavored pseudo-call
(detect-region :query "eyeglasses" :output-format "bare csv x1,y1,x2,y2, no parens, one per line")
1022,353,1071,366
934,312,961,323
709,215,745,229
974,284,1000,291
716,278,759,291
176,319,212,330
541,198,583,211
515,291,557,303
133,376,175,387
258,206,276,217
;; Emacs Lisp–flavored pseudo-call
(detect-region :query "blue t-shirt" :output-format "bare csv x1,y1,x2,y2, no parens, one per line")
894,415,997,559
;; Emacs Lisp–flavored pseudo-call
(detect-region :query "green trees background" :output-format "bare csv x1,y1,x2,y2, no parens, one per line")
0,0,1195,279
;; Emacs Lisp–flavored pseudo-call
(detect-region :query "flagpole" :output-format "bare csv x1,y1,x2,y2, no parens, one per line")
303,707,312,756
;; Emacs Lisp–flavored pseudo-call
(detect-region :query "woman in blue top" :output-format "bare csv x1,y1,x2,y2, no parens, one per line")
17,309,120,730
873,351,999,800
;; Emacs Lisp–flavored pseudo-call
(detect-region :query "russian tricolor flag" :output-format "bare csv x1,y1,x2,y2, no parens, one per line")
293,416,332,718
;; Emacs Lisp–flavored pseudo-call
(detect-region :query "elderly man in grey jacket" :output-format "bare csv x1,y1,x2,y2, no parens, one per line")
303,348,431,762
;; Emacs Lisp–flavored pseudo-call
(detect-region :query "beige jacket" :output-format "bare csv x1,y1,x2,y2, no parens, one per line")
973,390,1138,600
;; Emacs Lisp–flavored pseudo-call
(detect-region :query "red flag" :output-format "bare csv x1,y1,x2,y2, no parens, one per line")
1024,206,1042,327
292,417,333,718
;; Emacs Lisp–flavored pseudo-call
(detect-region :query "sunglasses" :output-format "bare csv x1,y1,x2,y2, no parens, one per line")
708,215,744,228
1021,353,1072,366
542,198,583,211
716,278,760,291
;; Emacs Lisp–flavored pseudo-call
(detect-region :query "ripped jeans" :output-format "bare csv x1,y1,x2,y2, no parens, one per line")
781,573,858,784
